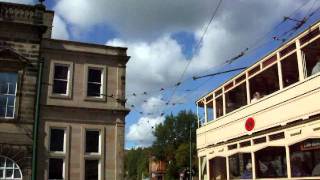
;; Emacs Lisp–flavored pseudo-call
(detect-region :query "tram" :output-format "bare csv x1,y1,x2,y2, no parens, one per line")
196,20,320,180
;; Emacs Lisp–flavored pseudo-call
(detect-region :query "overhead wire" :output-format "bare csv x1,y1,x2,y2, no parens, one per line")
129,0,320,124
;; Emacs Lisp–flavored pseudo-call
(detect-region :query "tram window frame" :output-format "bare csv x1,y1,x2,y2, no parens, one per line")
289,138,320,177
205,99,214,122
215,95,224,119
301,37,320,77
197,101,206,127
255,146,287,178
225,82,247,113
249,64,280,103
281,52,300,88
229,153,252,179
209,157,227,180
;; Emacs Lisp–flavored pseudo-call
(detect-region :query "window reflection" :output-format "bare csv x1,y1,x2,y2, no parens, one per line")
206,100,214,122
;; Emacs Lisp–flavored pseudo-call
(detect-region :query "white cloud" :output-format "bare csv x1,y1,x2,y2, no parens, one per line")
54,0,215,40
0,0,34,4
55,0,312,147
52,14,70,40
107,35,188,100
126,116,165,147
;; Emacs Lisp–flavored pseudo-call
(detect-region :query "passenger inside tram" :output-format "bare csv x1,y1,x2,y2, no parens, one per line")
290,139,320,177
249,64,279,102
311,56,320,75
251,91,263,103
302,38,320,77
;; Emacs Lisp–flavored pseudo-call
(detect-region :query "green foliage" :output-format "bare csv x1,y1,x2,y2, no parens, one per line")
152,110,198,179
124,147,150,180
124,110,198,180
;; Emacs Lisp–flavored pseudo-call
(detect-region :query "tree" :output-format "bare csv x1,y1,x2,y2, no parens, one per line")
152,110,198,179
124,147,150,180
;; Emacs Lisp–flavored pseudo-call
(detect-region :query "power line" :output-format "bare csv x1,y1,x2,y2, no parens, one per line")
127,0,320,119
167,0,223,104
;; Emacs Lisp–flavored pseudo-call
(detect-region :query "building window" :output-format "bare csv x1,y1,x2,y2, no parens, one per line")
0,72,17,119
49,128,65,152
85,130,100,153
0,156,22,179
87,68,103,97
48,158,64,180
52,64,70,95
85,160,99,180
255,146,287,178
290,139,320,177
229,153,252,179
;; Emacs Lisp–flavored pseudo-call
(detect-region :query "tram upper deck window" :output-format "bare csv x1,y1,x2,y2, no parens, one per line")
302,38,320,77
225,82,247,113
215,96,223,118
281,53,299,88
255,147,287,178
289,139,320,177
229,153,252,179
206,100,214,122
249,64,280,103
197,101,205,127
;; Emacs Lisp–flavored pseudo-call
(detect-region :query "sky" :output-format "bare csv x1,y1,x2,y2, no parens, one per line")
2,0,320,148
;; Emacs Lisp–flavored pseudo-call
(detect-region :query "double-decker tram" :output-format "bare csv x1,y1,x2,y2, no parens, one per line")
196,20,320,180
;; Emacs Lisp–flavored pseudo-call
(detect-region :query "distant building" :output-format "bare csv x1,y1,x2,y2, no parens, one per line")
0,1,129,180
149,157,166,180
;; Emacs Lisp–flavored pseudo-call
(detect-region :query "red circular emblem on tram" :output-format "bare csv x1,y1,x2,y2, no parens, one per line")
245,117,255,131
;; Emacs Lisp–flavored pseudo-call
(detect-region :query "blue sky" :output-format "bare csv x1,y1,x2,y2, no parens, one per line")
3,0,320,148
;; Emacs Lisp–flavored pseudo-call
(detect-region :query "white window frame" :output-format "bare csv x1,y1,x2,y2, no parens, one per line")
50,61,73,98
49,128,66,154
84,64,106,100
84,159,101,180
47,125,69,180
48,157,65,180
84,129,102,155
0,72,18,119
0,155,23,179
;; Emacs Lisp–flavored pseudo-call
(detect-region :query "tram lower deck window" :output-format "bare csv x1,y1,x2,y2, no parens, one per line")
229,153,252,179
290,139,320,177
255,147,287,178
209,157,227,180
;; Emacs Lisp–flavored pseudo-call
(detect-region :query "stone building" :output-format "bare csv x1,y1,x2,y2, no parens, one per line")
0,1,129,180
